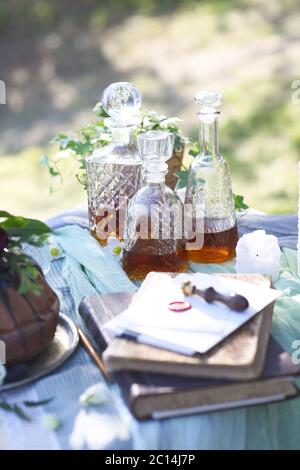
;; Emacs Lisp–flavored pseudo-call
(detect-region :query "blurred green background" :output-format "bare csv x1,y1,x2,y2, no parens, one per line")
0,0,299,219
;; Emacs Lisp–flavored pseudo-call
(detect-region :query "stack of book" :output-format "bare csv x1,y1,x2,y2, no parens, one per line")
79,273,300,420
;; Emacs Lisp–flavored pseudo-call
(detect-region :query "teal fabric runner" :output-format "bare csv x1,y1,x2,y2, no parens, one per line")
1,224,300,449
54,225,135,309
53,225,300,450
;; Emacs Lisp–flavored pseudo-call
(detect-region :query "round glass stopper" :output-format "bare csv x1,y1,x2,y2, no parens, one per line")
102,81,141,124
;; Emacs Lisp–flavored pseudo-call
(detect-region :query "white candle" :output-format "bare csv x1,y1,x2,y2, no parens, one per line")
298,162,300,277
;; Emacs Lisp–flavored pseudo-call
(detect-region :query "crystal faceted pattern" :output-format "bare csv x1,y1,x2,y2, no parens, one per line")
123,130,188,281
185,90,238,263
86,82,143,244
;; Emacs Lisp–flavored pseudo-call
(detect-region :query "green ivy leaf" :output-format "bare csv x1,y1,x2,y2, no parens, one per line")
188,142,200,157
0,211,12,218
175,170,189,189
0,402,31,421
0,213,51,295
0,398,54,423
12,405,31,421
0,402,11,411
93,102,109,118
40,155,60,179
0,215,51,241
233,194,249,211
53,133,77,150
49,167,60,177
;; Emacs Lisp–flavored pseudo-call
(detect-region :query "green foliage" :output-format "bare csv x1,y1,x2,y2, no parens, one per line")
43,104,188,191
0,211,50,242
175,170,189,190
0,402,31,421
45,105,248,210
138,111,188,151
0,397,54,422
0,212,51,295
233,194,249,211
188,142,200,158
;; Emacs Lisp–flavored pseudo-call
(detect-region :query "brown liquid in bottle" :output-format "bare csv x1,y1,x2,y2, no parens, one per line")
123,239,188,281
187,223,238,263
89,206,125,246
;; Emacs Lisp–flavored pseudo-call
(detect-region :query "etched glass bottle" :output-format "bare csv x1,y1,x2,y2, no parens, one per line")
185,90,238,263
86,82,143,244
123,130,188,281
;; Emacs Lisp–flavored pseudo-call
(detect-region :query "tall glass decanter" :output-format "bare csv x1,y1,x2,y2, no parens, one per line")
123,130,188,281
86,82,143,244
185,90,238,263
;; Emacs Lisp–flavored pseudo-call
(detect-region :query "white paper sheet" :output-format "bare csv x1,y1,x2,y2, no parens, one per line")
104,272,281,354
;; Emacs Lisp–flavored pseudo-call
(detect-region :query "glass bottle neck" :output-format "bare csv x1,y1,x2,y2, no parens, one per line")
145,175,166,185
110,125,135,145
143,161,167,184
198,116,220,158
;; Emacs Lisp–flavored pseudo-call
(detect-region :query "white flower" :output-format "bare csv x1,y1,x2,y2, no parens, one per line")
79,383,109,407
235,230,281,281
0,364,6,386
49,245,62,258
101,238,122,257
69,410,129,450
41,414,62,431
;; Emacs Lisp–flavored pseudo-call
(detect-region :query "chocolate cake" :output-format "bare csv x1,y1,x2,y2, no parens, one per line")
0,271,60,366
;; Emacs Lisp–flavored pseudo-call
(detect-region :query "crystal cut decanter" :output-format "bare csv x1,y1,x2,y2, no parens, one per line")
86,82,143,244
185,90,238,263
123,130,188,281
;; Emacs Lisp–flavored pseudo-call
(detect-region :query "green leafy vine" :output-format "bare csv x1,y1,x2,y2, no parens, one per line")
0,211,51,295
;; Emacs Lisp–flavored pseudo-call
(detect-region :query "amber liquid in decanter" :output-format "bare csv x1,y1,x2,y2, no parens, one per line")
185,90,238,264
89,206,124,246
123,239,188,282
123,130,188,281
187,220,238,263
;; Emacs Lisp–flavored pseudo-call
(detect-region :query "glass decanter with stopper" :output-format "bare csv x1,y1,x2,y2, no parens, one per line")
185,90,238,263
123,130,188,281
86,82,143,245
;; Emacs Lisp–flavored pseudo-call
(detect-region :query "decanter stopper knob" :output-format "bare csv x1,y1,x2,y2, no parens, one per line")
137,130,174,162
102,82,142,124
195,90,223,116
